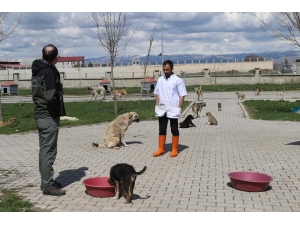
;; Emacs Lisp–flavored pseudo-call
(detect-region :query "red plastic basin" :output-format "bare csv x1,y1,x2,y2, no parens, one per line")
82,176,115,197
228,171,273,192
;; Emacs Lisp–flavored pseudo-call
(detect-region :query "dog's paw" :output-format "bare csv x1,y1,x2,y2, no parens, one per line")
92,142,99,147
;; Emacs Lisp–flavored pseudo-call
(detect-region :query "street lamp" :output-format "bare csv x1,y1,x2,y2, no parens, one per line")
161,12,164,65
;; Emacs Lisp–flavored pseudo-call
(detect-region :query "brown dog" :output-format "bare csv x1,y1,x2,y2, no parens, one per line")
112,88,128,99
255,85,261,95
108,163,146,204
0,117,17,127
206,112,218,125
92,112,140,148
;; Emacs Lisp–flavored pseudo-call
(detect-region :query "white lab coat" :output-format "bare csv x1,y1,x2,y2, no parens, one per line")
154,74,187,119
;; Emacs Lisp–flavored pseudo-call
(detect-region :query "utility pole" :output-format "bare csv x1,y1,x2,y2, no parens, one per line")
161,12,164,66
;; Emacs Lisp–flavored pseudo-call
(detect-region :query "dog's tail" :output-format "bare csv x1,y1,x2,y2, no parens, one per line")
135,166,147,175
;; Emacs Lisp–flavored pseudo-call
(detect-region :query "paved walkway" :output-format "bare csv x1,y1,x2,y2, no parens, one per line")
1,91,300,212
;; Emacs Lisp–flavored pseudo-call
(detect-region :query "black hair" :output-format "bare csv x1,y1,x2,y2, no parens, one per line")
163,60,173,68
42,44,58,61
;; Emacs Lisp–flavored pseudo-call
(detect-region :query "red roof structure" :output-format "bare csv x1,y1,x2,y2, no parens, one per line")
100,79,110,84
57,56,84,62
1,81,18,86
143,78,157,83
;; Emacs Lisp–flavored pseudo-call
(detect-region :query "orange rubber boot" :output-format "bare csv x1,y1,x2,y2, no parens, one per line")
170,135,179,157
153,135,166,157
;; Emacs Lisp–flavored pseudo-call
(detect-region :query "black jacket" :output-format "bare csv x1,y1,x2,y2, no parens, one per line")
31,59,66,119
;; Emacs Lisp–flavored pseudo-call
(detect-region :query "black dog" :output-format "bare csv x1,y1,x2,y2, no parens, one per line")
108,163,147,204
179,114,196,128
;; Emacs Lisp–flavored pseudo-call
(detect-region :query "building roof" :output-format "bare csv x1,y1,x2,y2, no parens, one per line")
1,81,18,86
142,78,157,83
57,56,84,62
0,64,31,69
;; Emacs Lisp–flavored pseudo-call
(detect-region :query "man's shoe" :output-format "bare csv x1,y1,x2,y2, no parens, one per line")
40,181,62,191
43,184,66,196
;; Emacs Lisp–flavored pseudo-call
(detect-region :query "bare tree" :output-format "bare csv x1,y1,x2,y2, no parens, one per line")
0,12,22,121
89,12,136,114
255,12,300,48
140,27,156,102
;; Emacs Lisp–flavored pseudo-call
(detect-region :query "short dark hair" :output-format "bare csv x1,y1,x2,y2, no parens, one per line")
42,44,58,61
163,60,173,68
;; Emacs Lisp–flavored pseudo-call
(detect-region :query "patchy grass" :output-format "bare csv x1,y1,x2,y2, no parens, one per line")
0,100,190,134
243,100,300,122
0,189,35,212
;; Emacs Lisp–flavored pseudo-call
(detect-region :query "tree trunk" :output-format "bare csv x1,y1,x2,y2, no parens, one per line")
110,61,118,114
0,94,2,121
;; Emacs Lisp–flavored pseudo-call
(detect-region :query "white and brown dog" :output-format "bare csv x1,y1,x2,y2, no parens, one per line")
88,85,106,100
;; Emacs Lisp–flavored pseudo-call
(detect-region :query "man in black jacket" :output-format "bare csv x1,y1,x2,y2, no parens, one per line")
32,44,66,196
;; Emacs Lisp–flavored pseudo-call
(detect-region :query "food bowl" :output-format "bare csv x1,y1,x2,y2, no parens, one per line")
228,171,273,192
82,176,115,197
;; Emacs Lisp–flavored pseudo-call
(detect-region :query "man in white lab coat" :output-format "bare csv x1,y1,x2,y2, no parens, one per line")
153,60,187,157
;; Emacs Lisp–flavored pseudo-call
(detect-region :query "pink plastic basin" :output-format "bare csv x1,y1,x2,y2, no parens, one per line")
228,171,273,192
82,176,115,197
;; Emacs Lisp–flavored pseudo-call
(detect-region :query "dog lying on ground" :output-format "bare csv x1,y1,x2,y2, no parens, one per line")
193,86,203,101
108,163,147,204
218,102,222,111
206,112,218,125
112,88,128,99
255,85,261,95
88,85,106,100
92,112,140,149
235,91,245,100
191,101,206,118
60,116,79,121
179,114,196,128
0,117,17,127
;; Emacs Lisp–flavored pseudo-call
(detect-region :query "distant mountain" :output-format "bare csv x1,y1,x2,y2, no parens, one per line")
84,50,300,65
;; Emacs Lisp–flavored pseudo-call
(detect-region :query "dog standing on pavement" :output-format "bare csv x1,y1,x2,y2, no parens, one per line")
193,86,203,101
191,101,206,118
88,85,106,100
255,85,261,95
235,92,245,101
108,163,147,204
218,102,222,111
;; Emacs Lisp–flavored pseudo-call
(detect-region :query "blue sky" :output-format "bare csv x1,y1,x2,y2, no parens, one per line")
0,1,298,60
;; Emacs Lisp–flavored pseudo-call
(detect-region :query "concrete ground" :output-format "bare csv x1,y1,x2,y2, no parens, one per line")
1,90,300,212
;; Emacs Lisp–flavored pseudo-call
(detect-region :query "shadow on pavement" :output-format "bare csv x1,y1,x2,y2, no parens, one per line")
227,182,273,192
56,166,89,188
164,143,189,153
286,141,300,145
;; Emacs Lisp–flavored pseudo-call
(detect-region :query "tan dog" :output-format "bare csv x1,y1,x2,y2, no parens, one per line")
112,88,128,99
193,86,203,101
92,112,140,149
235,92,245,100
0,117,17,127
218,102,222,111
191,101,206,118
206,112,218,125
255,85,261,95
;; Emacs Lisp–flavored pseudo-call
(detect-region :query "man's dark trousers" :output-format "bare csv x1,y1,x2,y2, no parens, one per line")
35,117,60,189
